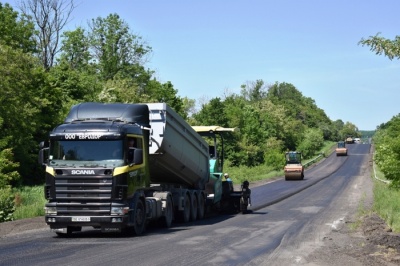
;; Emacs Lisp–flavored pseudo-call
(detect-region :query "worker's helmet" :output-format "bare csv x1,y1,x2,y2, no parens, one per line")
224,173,229,177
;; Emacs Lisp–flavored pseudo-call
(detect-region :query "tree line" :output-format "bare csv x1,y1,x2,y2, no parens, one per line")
0,1,361,201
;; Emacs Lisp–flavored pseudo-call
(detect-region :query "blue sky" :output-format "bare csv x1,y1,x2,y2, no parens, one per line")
6,0,400,130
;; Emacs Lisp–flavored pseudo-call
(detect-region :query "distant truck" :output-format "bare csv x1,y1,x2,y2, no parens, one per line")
345,136,354,144
38,103,246,236
335,141,347,156
284,151,304,180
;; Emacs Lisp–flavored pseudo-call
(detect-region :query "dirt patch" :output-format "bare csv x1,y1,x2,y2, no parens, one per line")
312,213,400,266
0,216,47,238
361,213,400,262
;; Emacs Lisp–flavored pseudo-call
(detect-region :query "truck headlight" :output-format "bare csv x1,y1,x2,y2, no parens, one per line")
111,207,129,215
45,206,57,215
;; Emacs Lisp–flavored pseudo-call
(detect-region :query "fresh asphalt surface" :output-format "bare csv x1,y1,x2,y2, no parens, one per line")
0,144,371,266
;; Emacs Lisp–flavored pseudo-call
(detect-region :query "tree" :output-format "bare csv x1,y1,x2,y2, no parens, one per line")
240,79,268,102
339,122,359,140
267,82,331,129
359,33,400,60
50,28,100,103
374,114,400,188
193,98,228,126
58,27,92,70
0,3,36,52
0,44,59,183
88,13,152,80
297,128,324,158
18,0,75,69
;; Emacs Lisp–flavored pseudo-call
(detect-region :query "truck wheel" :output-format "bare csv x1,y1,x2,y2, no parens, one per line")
178,193,191,223
197,193,205,220
190,193,198,221
160,195,173,228
133,199,146,235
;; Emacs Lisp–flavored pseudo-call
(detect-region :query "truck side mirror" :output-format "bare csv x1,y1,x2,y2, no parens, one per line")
133,149,143,165
38,147,49,165
128,148,143,165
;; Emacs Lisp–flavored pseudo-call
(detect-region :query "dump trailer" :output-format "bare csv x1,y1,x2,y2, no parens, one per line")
284,151,304,180
39,102,238,236
336,141,347,156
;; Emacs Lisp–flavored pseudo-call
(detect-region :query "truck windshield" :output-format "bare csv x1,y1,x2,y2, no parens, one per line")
48,139,124,167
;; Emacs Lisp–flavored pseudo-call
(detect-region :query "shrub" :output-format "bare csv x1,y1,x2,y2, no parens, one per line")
0,187,15,222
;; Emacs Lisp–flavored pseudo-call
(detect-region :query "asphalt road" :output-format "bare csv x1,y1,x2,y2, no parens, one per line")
0,144,372,266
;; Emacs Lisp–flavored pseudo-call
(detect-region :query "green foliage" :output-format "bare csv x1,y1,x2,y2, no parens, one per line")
359,33,400,60
375,140,400,188
267,82,331,129
0,3,36,53
264,149,285,171
374,114,400,188
0,187,15,222
297,128,324,158
193,98,228,126
0,148,20,188
338,121,360,140
0,44,57,183
89,13,152,80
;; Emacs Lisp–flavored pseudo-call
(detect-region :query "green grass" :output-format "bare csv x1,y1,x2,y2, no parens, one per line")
372,165,400,232
12,185,46,220
348,192,372,231
224,163,283,184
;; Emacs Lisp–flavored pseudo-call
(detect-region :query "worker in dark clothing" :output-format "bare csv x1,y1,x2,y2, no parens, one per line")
240,180,251,214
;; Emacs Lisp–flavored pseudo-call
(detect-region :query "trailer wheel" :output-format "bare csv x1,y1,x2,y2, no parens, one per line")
197,193,205,220
160,195,173,228
132,199,146,235
190,193,198,221
178,193,191,223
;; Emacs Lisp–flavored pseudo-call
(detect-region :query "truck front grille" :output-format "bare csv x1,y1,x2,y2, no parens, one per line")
54,174,113,216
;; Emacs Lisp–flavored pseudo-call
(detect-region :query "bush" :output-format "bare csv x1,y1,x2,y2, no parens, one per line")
0,148,20,188
297,128,324,158
264,149,285,170
0,187,15,222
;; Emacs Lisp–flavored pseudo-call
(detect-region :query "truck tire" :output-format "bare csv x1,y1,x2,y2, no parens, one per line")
160,195,173,228
190,193,198,221
132,199,146,235
197,193,205,220
178,193,191,223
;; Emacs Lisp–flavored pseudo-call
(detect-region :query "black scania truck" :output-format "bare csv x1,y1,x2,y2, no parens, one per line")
39,102,245,236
